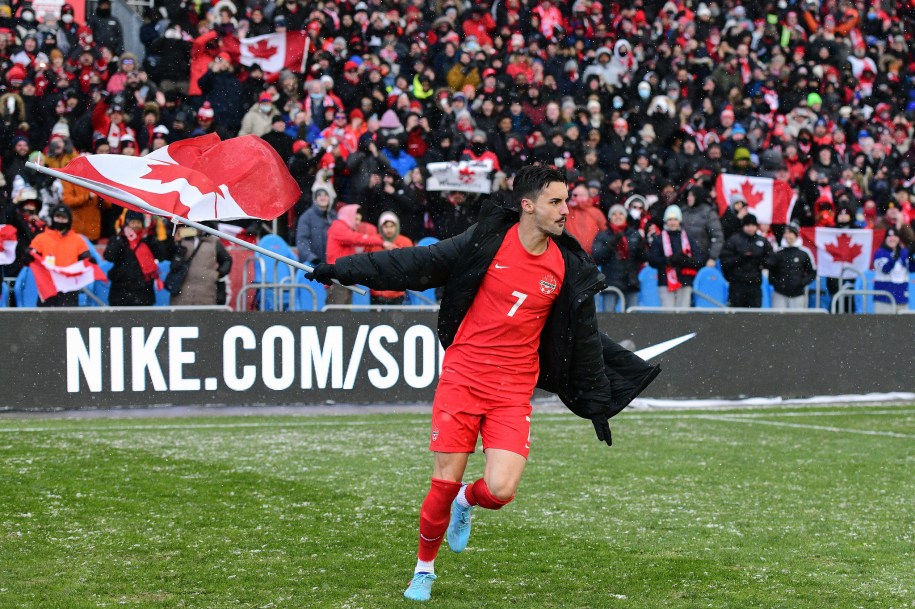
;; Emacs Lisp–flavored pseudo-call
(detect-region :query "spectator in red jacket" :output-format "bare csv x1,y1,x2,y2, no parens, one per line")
324,204,391,305
564,182,607,256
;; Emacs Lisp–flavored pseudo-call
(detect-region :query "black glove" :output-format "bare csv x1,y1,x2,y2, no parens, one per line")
306,263,337,284
672,253,690,266
591,414,612,446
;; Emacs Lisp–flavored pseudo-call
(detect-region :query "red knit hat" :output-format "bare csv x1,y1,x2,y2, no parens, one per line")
5,64,26,86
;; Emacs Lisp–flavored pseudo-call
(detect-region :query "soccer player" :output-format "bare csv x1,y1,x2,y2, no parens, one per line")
309,165,660,601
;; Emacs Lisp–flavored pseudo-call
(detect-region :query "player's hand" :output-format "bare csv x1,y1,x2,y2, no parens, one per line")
306,263,337,284
591,415,612,446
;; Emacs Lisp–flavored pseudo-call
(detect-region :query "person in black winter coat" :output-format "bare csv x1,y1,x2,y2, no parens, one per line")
720,213,774,307
308,165,660,601
719,194,749,240
765,223,816,309
87,0,124,55
103,210,168,306
592,204,647,311
680,185,724,267
148,25,192,88
198,59,245,134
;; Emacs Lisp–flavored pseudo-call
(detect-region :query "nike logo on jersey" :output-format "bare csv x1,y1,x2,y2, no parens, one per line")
495,264,510,269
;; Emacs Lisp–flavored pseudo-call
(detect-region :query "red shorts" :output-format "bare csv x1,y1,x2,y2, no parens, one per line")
429,379,532,458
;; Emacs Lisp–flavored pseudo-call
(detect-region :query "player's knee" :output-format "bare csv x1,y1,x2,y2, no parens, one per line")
483,480,517,506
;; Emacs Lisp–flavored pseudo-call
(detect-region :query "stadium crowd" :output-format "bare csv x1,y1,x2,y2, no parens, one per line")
1,0,915,308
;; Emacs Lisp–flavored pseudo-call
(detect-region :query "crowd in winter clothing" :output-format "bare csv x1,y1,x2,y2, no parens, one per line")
2,0,915,309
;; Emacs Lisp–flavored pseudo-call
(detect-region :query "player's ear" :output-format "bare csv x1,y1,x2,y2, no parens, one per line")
520,197,533,213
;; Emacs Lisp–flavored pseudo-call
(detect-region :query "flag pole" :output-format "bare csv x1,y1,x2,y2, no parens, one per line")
300,34,311,75
25,162,366,296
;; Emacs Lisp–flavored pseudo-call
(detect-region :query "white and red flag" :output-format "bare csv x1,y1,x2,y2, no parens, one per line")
29,253,107,301
715,174,797,225
53,134,301,222
0,224,17,265
426,160,495,194
239,31,308,77
800,227,884,278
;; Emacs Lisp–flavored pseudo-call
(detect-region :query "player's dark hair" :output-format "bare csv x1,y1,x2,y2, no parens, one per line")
512,165,566,206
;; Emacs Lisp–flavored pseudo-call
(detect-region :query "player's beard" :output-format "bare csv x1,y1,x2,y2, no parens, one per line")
536,213,565,237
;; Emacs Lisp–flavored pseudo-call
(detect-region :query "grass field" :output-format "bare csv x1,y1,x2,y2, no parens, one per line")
1,404,913,609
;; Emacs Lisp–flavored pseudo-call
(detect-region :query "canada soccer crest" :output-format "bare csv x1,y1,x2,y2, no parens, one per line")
539,273,558,295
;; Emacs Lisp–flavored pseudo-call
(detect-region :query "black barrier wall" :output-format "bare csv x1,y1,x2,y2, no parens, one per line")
1,310,912,410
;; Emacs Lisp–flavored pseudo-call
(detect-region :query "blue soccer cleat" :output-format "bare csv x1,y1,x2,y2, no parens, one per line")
446,498,473,553
404,572,437,601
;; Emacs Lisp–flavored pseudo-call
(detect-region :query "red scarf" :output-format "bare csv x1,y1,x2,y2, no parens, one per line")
661,230,694,292
125,228,160,285
610,223,629,260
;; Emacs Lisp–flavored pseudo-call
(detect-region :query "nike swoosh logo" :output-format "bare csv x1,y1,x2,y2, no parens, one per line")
495,264,509,269
634,333,696,361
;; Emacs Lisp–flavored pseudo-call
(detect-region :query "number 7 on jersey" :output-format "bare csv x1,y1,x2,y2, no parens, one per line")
507,291,527,317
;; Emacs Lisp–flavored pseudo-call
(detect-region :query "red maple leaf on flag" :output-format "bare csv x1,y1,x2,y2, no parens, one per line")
248,39,279,60
142,162,221,197
824,233,863,263
457,165,475,184
729,179,765,208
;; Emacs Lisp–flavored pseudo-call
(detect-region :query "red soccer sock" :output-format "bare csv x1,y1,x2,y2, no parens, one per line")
464,478,514,511
417,478,462,562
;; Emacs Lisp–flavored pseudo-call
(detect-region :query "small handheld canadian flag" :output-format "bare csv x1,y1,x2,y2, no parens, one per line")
29,253,107,302
0,224,17,266
715,174,796,225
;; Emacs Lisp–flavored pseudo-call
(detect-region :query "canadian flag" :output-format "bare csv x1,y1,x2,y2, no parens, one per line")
800,227,885,279
54,134,301,222
239,32,308,77
0,224,17,265
29,253,108,301
715,174,797,225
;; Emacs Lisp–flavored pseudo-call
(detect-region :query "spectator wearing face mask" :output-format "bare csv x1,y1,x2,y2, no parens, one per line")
148,25,193,93
87,0,124,55
28,204,92,307
57,3,82,49
461,130,501,171
238,92,280,137
166,225,232,306
104,210,168,306
381,135,416,179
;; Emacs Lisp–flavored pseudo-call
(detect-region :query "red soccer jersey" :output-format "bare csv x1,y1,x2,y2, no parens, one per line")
442,224,565,400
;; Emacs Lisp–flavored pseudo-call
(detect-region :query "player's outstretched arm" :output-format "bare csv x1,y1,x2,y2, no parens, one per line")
331,228,474,292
